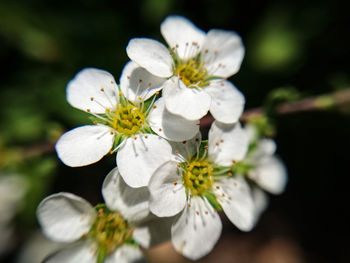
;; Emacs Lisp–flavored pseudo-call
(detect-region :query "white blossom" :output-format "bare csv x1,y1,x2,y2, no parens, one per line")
243,125,288,219
37,167,171,263
148,121,256,260
55,67,199,187
127,15,245,123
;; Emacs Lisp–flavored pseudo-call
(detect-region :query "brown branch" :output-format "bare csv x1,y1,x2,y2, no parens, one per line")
12,89,350,160
201,88,350,126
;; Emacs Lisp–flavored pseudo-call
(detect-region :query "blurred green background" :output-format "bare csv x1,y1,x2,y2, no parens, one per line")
0,0,349,262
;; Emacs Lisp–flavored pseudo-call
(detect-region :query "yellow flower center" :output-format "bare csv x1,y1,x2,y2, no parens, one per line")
175,59,208,87
109,104,145,136
183,160,214,196
89,208,134,255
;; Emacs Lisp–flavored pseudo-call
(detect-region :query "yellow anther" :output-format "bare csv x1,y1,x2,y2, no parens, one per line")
100,88,105,92
183,160,214,196
119,91,123,96
90,97,94,101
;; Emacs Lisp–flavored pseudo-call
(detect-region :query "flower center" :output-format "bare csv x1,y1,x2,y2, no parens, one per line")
183,160,214,196
175,59,208,87
108,103,145,136
89,208,134,255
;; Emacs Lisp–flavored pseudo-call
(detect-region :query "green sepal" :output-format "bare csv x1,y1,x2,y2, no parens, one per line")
232,162,254,175
204,192,222,211
143,93,161,111
197,140,208,158
97,247,107,263
93,203,108,212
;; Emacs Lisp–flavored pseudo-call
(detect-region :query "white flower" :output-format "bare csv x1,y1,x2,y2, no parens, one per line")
242,126,288,219
148,121,256,260
55,67,199,186
37,167,172,263
127,15,245,123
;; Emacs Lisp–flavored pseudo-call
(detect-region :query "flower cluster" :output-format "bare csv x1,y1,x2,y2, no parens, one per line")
37,16,287,262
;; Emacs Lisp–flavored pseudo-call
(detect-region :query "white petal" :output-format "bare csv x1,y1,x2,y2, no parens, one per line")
245,123,258,143
120,61,166,103
205,80,245,124
67,68,118,114
248,138,277,163
202,29,245,78
169,132,201,161
161,15,206,60
149,161,186,217
37,193,96,243
117,134,173,188
252,186,269,220
249,156,287,194
105,244,145,263
171,197,222,260
132,215,174,249
126,38,173,78
102,167,150,222
44,241,97,263
214,177,255,231
163,77,211,120
55,125,114,167
208,121,249,166
149,98,199,142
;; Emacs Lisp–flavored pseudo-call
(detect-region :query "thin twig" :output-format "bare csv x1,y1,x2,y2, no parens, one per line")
201,88,350,126
12,89,350,160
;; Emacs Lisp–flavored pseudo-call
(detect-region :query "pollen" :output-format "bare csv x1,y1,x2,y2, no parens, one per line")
182,159,214,196
174,58,209,88
100,88,104,92
107,103,145,136
88,208,134,256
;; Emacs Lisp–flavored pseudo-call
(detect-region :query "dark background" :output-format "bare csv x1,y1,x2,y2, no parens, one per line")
0,0,349,262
